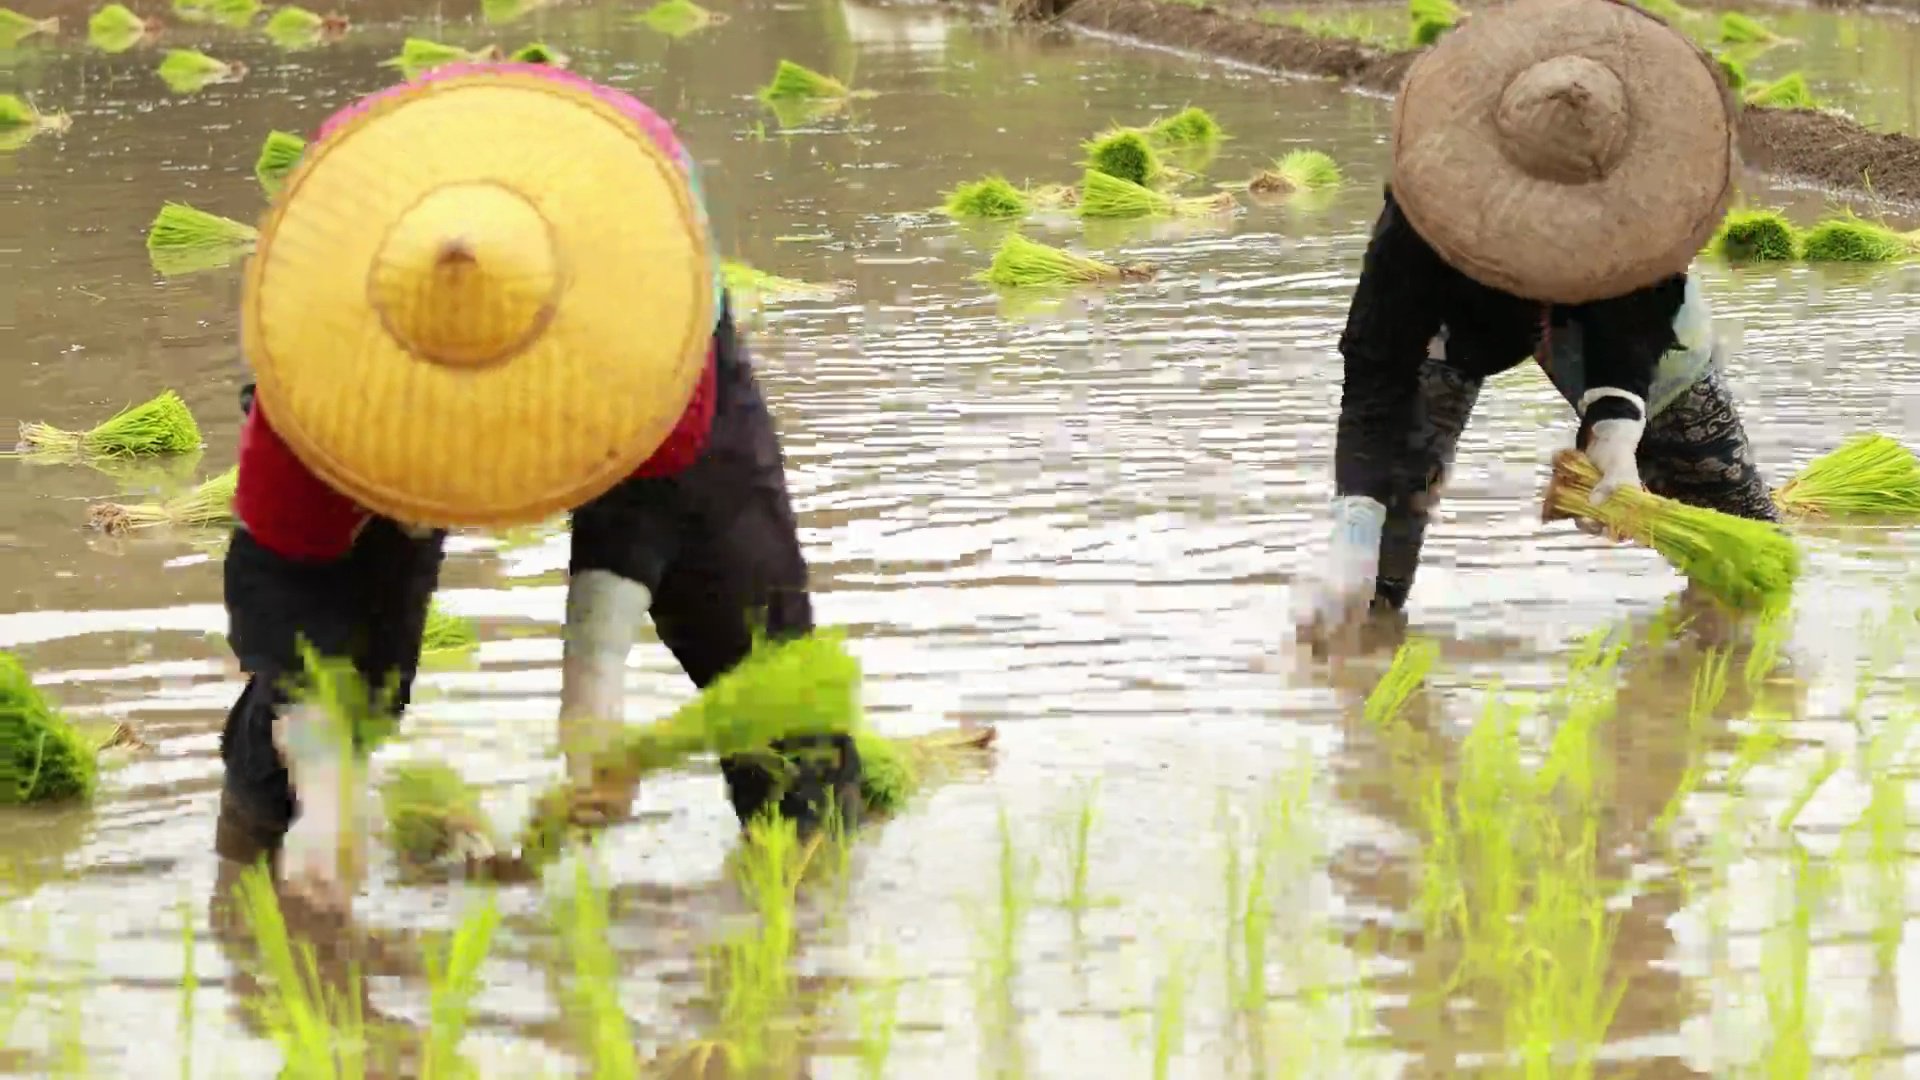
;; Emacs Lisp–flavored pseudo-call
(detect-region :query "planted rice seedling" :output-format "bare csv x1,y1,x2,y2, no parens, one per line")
1409,0,1460,46
0,8,59,46
383,37,501,79
1144,105,1223,148
19,390,202,458
157,48,245,93
1248,148,1343,195
1078,168,1236,219
941,175,1030,220
1745,71,1817,109
1799,215,1914,262
760,59,850,101
1774,434,1920,519
86,463,237,534
86,3,154,52
637,0,727,37
1543,448,1800,613
549,854,640,1078
254,129,305,193
1083,127,1161,187
981,231,1155,288
1710,208,1797,262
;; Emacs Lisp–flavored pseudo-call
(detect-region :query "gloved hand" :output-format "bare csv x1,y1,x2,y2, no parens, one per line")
1576,390,1647,538
1294,495,1386,642
274,704,369,916
557,569,652,824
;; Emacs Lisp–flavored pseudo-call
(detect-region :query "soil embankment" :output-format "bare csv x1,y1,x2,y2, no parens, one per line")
1023,0,1920,207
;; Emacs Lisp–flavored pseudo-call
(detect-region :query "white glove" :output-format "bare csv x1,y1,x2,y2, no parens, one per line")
274,704,368,915
1295,495,1386,640
1577,390,1647,537
558,570,650,817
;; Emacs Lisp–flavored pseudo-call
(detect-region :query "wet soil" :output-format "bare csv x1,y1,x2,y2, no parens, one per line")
1029,0,1920,205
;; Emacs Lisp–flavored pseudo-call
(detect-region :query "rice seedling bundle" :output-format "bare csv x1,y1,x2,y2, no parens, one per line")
1083,128,1160,187
942,175,1030,220
1717,11,1775,44
146,201,258,254
263,4,319,34
1799,216,1914,263
0,93,68,137
637,0,725,37
1745,72,1815,109
720,260,836,300
171,0,208,21
86,2,148,51
1543,448,1799,613
253,129,304,193
1710,209,1797,262
854,725,995,817
86,464,237,534
0,651,98,805
1714,52,1747,90
384,37,499,79
508,41,566,65
982,232,1153,287
0,9,60,47
759,59,848,101
19,390,203,458
157,48,243,92
1249,148,1343,194
1078,169,1234,219
207,0,258,26
1773,434,1920,520
1409,0,1459,45
1144,106,1223,148
381,761,497,867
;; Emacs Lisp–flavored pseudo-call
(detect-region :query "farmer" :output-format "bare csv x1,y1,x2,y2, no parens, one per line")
1296,0,1779,641
216,63,861,913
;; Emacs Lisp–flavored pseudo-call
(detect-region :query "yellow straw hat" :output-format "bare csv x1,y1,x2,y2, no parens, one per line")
243,66,717,528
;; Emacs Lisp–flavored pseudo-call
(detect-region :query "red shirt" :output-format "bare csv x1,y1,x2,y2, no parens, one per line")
234,347,719,561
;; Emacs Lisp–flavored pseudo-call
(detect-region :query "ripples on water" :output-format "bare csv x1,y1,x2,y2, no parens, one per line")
3,0,1920,1074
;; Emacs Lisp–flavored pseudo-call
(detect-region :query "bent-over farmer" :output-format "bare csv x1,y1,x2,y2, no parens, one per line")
216,63,861,913
1297,0,1780,642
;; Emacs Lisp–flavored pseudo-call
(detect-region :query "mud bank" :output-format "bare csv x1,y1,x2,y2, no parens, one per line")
1032,0,1920,206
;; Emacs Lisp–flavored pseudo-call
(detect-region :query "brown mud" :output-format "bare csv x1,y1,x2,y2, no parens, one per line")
1021,0,1920,206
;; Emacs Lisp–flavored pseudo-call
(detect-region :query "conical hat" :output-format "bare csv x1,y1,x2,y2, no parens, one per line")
243,64,718,528
1390,0,1737,304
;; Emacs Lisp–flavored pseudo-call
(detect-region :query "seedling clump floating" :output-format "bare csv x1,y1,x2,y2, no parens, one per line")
0,651,99,805
982,232,1154,288
1710,209,1797,262
1083,128,1161,187
1774,434,1920,520
263,5,344,46
19,390,203,459
1543,448,1799,613
384,38,501,79
942,176,1031,220
1249,149,1343,194
86,464,237,534
86,3,152,52
254,130,305,193
637,0,726,37
1145,106,1223,148
157,48,245,93
0,8,60,47
1745,72,1816,109
1799,216,1914,263
208,0,260,26
1078,169,1236,219
759,59,850,101
146,201,258,257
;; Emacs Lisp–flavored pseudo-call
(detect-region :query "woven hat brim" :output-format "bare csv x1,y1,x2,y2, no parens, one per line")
1391,0,1736,304
244,71,716,528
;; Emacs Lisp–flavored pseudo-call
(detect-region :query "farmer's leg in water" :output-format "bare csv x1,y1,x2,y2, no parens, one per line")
218,386,446,912
1373,355,1484,612
567,304,862,837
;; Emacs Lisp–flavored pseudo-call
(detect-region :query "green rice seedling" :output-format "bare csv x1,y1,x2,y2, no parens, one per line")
0,93,72,147
1710,208,1797,262
1774,434,1920,519
550,853,640,1079
208,0,258,26
1746,71,1816,109
941,175,1030,220
419,893,500,1078
1145,106,1223,148
146,201,257,257
1363,636,1438,730
264,6,345,48
1248,149,1343,195
1759,846,1822,1078
231,861,373,1077
1083,127,1161,187
972,806,1033,1078
421,603,478,657
87,3,151,52
707,815,808,1072
1652,647,1731,841
1078,168,1237,219
19,390,202,458
1544,448,1799,613
0,651,99,805
855,962,903,1080
1149,940,1191,1080
1633,0,1698,22
508,40,566,65
1717,10,1775,44
85,463,236,534
1714,51,1747,90
255,129,305,194
380,761,497,868
0,8,59,47
157,48,245,93
382,38,500,80
179,901,196,1080
759,59,849,101
852,724,996,818
981,231,1156,287
719,259,836,301
1800,214,1912,262
1055,778,1099,913
637,0,727,37
1408,0,1460,45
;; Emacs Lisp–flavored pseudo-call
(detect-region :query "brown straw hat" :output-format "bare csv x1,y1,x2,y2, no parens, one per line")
1390,0,1737,304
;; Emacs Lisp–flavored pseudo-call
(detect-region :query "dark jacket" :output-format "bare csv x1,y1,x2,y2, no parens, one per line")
1335,187,1688,507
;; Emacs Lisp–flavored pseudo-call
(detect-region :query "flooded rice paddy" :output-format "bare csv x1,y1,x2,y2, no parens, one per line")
5,0,1920,1075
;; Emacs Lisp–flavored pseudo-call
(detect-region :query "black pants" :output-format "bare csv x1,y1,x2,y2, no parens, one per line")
218,318,857,856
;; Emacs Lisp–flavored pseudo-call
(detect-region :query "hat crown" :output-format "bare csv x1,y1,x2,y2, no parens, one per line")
368,180,560,368
1493,55,1630,185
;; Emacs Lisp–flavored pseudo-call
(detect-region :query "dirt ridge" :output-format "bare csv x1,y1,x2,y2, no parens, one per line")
1035,0,1920,208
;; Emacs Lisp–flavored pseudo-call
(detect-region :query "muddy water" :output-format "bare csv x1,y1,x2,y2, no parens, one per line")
4,0,1920,1075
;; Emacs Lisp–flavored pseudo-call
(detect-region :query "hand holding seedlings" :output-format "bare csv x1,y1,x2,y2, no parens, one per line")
212,66,863,915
